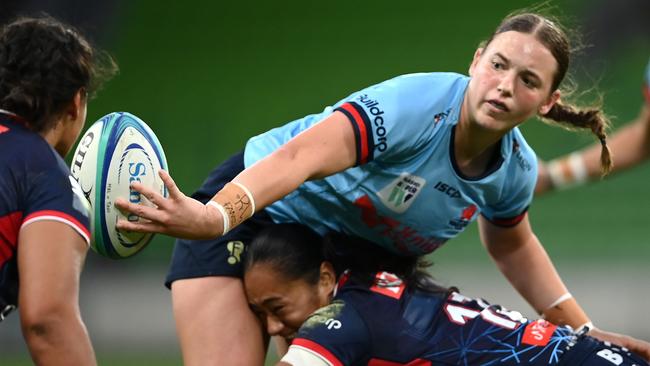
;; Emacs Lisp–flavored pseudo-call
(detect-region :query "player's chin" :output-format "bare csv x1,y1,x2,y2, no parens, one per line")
476,113,519,132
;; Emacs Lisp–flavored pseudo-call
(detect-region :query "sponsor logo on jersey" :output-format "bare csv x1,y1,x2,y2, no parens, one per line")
302,301,345,330
357,94,388,152
378,173,426,213
512,139,532,171
522,319,557,346
324,318,342,330
354,195,447,254
448,204,477,230
433,108,451,126
226,241,244,265
370,271,405,299
434,181,461,199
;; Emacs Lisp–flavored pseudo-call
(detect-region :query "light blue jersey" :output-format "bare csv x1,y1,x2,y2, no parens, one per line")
244,73,537,255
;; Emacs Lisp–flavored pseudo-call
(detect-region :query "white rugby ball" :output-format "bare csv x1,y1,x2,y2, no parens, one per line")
70,112,168,259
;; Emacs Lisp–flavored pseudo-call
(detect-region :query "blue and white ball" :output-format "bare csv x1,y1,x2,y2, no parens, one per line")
70,112,168,259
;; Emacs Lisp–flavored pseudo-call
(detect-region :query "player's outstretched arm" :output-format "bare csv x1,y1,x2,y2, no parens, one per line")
18,221,96,366
536,97,650,195
116,111,357,239
478,215,591,329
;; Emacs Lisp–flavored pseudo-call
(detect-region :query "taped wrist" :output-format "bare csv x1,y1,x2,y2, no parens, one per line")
547,152,588,190
208,182,256,235
542,295,590,330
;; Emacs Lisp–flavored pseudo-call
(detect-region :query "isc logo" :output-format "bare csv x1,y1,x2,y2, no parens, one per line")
434,181,461,199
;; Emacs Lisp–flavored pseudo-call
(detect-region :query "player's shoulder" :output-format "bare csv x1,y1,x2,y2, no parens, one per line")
380,72,469,93
302,299,349,329
1,124,69,177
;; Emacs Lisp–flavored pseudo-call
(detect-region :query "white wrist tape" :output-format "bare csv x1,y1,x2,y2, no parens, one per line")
545,292,573,310
576,321,595,334
206,201,230,235
547,152,588,190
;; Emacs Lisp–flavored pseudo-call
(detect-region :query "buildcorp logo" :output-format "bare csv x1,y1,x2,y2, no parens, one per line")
357,94,388,152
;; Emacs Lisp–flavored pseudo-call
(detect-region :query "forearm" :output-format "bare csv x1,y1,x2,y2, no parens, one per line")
219,111,356,216
23,310,96,366
232,145,314,211
487,233,589,328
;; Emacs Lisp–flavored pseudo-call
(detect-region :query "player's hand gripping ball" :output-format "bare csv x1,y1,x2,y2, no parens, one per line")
70,112,168,258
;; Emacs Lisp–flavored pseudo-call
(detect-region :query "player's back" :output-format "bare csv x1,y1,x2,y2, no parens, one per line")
0,112,89,321
294,272,575,365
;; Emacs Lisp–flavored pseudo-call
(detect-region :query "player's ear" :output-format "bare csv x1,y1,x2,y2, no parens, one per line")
469,47,484,76
318,261,336,303
64,88,86,122
539,89,561,116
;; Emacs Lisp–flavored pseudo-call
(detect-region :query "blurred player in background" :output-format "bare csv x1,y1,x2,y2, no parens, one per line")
116,10,650,365
244,224,650,366
0,16,117,365
536,59,650,193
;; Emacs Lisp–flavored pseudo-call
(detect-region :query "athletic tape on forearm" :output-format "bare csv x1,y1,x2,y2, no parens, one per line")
576,321,595,334
545,292,573,310
206,201,230,235
212,182,256,233
547,152,588,190
542,295,590,329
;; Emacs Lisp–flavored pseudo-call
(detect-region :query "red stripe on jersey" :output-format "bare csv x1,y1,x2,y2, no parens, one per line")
0,212,23,264
487,211,527,227
368,358,432,366
23,210,90,244
643,84,650,105
292,338,344,366
339,103,369,164
0,124,9,134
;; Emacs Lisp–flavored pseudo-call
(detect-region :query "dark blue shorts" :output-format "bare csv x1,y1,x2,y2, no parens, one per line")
165,152,274,288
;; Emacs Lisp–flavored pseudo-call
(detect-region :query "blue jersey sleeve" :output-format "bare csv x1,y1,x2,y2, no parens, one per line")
481,133,538,226
292,300,371,365
333,73,469,165
21,146,91,244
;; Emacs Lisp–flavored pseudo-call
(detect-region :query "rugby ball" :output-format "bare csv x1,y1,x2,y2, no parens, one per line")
70,112,168,259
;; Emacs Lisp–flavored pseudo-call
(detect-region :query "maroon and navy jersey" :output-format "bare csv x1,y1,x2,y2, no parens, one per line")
288,272,648,366
0,112,90,319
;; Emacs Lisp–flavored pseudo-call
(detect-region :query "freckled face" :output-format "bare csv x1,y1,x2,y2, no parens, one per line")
465,31,560,132
245,263,328,339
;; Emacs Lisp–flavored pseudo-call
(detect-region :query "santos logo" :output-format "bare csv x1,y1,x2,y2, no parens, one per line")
117,143,154,223
378,173,426,213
